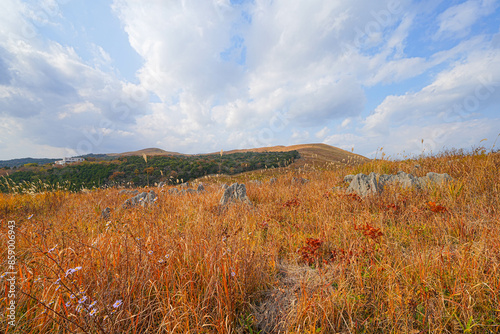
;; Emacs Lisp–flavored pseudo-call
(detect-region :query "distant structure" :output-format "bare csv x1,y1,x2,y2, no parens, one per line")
55,157,84,165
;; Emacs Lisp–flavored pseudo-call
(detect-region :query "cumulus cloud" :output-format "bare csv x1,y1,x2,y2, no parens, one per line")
364,48,500,134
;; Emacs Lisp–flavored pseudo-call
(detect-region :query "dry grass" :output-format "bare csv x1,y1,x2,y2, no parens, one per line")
1,149,499,333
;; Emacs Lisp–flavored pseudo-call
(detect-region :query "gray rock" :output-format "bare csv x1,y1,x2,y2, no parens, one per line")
180,182,189,188
346,171,453,197
101,207,111,220
123,190,157,208
292,177,309,184
119,189,139,195
158,181,166,188
197,183,205,192
168,188,179,195
220,183,250,206
344,175,355,183
221,183,229,190
185,188,197,194
347,172,381,196
423,172,452,184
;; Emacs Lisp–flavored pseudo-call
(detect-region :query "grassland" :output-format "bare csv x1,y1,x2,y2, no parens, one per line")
1,149,499,333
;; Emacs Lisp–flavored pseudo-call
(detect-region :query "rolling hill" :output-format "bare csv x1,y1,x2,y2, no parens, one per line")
109,143,370,167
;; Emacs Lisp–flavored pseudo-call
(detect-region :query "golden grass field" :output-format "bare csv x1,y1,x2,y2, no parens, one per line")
1,149,499,333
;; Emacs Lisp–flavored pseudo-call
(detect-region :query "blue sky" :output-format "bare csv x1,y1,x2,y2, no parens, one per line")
0,0,499,160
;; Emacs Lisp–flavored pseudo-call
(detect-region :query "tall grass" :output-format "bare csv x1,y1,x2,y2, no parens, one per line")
1,150,499,333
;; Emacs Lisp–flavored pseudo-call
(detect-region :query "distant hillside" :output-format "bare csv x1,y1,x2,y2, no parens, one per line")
0,158,56,168
108,148,181,157
113,143,370,167
0,143,368,170
220,143,369,168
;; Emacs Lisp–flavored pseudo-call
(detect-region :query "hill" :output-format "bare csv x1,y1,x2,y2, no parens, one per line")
108,147,182,157
221,143,369,168
0,157,56,168
113,143,370,167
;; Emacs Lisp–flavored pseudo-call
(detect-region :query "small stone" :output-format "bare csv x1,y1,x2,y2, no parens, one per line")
101,207,111,220
292,177,309,184
168,188,179,195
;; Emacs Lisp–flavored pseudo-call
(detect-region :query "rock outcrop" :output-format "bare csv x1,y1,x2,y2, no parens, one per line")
101,207,111,220
122,190,157,208
346,171,452,197
168,184,205,195
219,183,250,206
119,189,139,195
292,177,309,185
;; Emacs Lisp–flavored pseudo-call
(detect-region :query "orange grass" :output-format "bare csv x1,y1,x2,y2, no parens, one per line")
1,149,500,333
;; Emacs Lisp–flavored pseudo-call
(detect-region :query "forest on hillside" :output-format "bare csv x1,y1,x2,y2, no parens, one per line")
0,151,299,192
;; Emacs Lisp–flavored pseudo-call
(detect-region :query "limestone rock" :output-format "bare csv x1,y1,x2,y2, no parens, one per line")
346,171,453,197
346,172,381,196
119,189,139,195
343,175,355,183
220,183,250,206
168,188,179,195
292,177,309,184
101,207,111,220
123,190,157,208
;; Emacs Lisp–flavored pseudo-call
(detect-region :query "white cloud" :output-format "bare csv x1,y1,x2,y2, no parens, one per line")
436,0,498,39
315,127,329,139
364,48,500,134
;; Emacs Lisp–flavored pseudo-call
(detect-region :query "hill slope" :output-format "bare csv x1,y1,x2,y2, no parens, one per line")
221,143,369,168
108,148,182,157
112,143,369,167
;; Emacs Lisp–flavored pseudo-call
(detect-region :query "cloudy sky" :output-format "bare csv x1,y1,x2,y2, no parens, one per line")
1,0,499,160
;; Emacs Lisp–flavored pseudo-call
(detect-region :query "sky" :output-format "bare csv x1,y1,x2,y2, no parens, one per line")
0,0,499,160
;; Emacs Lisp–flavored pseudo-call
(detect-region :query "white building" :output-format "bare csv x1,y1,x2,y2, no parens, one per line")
55,157,85,165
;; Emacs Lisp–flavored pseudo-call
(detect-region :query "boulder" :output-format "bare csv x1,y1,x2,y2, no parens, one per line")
119,189,139,195
220,183,250,206
101,207,111,220
292,177,309,184
347,172,381,196
123,190,157,208
424,172,452,185
168,188,179,195
343,175,355,183
197,183,205,192
346,171,453,197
